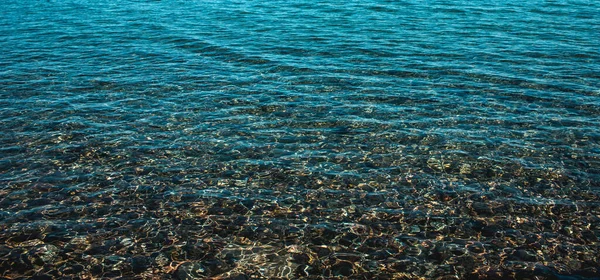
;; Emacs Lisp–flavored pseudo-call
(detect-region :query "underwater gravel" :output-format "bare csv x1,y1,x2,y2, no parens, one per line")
1,155,599,279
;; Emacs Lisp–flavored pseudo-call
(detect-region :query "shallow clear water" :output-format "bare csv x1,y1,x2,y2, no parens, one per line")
1,0,599,278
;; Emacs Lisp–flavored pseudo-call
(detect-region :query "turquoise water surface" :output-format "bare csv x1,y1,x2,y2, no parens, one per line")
1,0,599,278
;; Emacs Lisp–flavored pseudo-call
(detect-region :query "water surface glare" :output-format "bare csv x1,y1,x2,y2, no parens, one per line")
1,0,599,278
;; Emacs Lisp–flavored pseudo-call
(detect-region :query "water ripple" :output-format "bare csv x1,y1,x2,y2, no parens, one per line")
1,0,600,278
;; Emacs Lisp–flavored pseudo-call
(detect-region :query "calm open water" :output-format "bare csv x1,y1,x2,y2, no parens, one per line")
1,0,599,278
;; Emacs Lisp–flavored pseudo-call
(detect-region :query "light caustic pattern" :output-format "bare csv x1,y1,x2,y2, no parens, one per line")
0,0,599,278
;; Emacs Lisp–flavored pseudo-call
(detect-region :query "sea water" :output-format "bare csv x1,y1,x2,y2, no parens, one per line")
1,0,599,278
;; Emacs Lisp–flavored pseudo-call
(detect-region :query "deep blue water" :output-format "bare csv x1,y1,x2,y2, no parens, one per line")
1,0,599,278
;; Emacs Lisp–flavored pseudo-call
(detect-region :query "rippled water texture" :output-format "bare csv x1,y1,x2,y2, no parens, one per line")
1,0,600,278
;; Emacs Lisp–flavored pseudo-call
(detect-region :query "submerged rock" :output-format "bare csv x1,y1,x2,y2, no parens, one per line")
176,259,228,280
27,244,59,267
176,262,209,280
